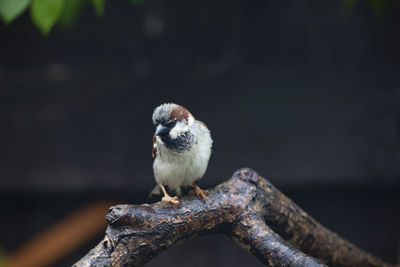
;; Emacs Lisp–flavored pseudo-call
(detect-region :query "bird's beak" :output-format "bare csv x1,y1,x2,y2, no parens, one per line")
156,124,169,136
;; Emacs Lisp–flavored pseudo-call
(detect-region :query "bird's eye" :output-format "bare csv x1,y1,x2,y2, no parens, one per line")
164,120,176,128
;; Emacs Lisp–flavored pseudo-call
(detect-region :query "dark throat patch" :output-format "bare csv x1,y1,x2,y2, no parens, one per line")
161,131,193,152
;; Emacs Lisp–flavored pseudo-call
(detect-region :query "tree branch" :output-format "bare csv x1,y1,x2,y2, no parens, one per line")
73,168,397,267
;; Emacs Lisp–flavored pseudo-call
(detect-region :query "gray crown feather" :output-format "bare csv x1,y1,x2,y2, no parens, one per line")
152,103,177,125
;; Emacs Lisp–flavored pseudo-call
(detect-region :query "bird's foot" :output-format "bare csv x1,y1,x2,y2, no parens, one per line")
161,195,180,205
190,184,208,199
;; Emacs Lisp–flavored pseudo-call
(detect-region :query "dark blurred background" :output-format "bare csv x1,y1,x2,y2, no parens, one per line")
0,0,399,266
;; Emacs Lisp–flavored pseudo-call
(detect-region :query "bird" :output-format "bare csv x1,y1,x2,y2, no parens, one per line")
151,103,212,205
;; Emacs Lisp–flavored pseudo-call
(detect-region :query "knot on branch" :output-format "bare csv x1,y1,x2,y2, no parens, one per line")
233,167,259,184
106,204,160,227
106,204,133,226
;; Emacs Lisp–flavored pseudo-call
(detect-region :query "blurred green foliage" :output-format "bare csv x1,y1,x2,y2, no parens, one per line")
58,0,87,28
0,0,109,34
0,246,7,267
342,0,394,19
31,0,65,34
366,0,392,19
0,0,30,24
0,0,396,35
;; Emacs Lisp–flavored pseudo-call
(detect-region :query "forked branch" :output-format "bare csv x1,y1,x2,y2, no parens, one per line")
73,168,396,267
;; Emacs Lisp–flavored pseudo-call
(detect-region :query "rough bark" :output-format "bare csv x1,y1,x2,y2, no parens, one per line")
73,168,396,267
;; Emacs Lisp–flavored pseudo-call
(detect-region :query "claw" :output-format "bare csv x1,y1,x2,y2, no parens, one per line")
162,195,180,205
190,184,208,199
159,184,180,205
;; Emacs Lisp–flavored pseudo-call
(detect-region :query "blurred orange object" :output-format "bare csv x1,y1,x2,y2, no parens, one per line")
5,201,115,267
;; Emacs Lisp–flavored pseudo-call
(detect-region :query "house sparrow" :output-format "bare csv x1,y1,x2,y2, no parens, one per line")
151,103,212,205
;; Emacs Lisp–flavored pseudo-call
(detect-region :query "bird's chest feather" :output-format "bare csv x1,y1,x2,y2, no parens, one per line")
153,140,207,188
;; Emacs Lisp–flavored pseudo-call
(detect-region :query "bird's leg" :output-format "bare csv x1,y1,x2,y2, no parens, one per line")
160,184,180,205
190,183,208,199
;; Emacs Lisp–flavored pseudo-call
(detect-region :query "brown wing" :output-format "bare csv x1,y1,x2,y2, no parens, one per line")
199,120,208,128
152,134,157,158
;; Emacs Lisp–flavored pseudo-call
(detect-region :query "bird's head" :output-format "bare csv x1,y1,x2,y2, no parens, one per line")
152,103,194,151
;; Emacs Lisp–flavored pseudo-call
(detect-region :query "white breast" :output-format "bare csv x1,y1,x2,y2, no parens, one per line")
153,121,212,190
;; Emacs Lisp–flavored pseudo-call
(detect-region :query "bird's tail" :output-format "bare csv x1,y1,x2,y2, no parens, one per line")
148,185,183,198
148,184,161,197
